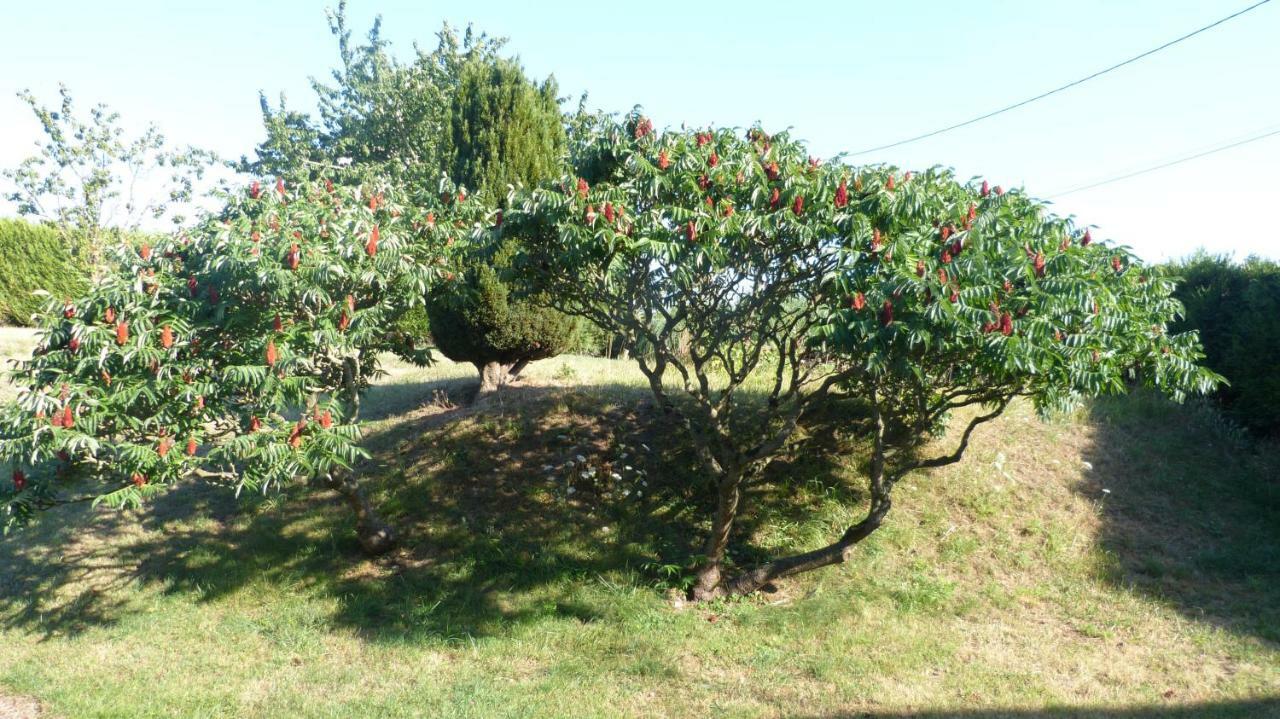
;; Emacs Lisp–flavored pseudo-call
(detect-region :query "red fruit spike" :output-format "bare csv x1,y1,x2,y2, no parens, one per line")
319,410,333,430
346,295,356,315
792,194,804,216
577,177,589,198
115,321,129,346
425,212,436,228
1034,252,1046,278
766,162,780,180
916,260,925,277
770,187,780,210
1003,280,1014,293
995,186,1004,196
1000,312,1013,336
604,202,615,224
585,204,597,224
132,473,147,487
658,150,670,170
852,292,866,310
871,229,882,252
981,180,990,197
273,314,283,332
940,226,951,242
949,288,960,304
708,152,718,168
937,268,948,285
325,178,334,193
288,243,300,270
250,181,261,199
494,210,503,227
250,416,262,432
686,220,697,242
186,438,198,456
338,311,350,332
13,470,26,491
698,174,710,191
879,300,894,326
105,306,116,324
835,179,848,209
723,203,734,217
968,204,977,222
101,370,111,387
886,174,895,191
366,225,379,257
140,244,151,261
276,177,285,195
161,326,173,349
952,239,962,256
941,249,952,265
195,395,204,411
288,419,306,449
157,436,172,458
63,302,75,319
266,340,278,367
62,405,74,429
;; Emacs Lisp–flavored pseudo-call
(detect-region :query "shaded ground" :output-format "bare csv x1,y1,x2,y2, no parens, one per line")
0,345,1276,717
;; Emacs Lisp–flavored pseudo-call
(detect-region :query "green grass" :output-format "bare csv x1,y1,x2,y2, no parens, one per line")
1,333,1278,718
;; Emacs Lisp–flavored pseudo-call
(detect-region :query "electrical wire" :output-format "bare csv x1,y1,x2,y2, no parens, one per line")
1047,126,1280,197
847,0,1273,157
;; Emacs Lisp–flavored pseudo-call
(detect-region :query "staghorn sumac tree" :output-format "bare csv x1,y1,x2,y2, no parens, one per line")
0,175,481,552
503,114,1221,599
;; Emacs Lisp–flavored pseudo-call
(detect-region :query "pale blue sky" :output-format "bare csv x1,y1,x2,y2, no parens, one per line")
2,1,1277,261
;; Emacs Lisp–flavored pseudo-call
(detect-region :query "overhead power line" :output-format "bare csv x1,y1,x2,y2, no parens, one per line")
847,0,1273,157
1047,125,1280,198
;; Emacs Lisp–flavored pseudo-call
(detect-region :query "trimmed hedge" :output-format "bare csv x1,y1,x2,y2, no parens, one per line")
0,218,89,326
1166,252,1280,438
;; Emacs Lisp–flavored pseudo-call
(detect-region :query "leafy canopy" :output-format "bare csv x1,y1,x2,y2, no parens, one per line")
0,175,482,531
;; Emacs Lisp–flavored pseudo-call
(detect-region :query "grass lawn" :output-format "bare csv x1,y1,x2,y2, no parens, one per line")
0,328,1277,718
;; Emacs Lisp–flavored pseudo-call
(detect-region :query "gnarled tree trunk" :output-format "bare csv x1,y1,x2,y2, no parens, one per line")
326,472,398,556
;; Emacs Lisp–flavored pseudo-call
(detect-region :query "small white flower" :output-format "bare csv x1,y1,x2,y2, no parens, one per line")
610,472,622,481
641,480,648,487
580,470,592,479
601,526,610,533
1101,488,1111,495
624,465,633,471
567,487,576,495
1081,461,1094,471
636,490,643,497
337,157,353,167
565,459,576,468
541,464,554,471
575,454,586,463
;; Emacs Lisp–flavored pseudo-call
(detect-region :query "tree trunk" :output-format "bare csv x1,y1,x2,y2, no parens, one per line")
713,498,891,597
507,358,530,380
702,391,894,599
473,361,507,404
690,471,744,600
326,473,397,556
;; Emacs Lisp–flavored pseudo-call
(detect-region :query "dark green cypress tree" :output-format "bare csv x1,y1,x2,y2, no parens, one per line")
430,56,576,400
442,57,565,201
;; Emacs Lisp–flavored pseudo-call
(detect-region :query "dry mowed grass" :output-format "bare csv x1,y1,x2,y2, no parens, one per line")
0,328,1277,718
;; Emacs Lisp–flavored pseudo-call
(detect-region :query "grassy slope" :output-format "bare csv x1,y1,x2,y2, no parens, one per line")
0,332,1277,718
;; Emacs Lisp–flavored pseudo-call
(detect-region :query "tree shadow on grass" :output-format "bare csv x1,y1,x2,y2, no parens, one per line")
0,374,873,644
1079,392,1280,646
803,696,1280,718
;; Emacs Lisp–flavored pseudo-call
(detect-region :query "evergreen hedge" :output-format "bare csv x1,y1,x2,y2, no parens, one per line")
1167,252,1280,438
0,218,89,326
